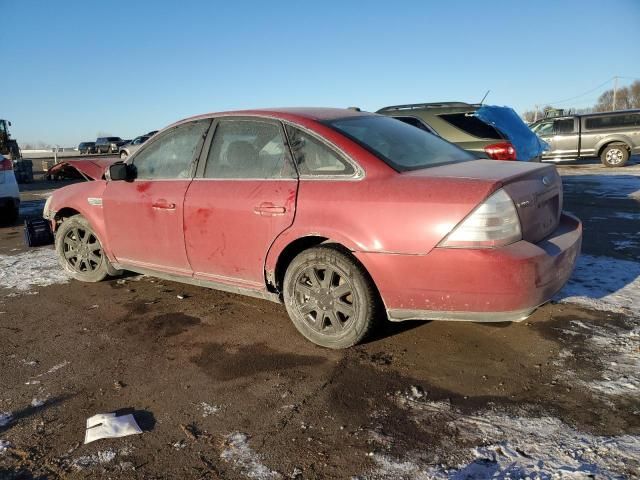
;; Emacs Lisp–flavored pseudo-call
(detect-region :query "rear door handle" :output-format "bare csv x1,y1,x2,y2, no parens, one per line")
254,203,286,216
152,200,176,210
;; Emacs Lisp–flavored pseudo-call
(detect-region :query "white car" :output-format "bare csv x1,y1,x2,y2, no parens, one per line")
0,155,20,224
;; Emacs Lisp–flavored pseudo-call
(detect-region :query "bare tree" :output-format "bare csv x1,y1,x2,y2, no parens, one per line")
594,80,640,111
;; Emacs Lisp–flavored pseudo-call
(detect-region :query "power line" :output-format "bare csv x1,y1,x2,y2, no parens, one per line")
540,77,615,106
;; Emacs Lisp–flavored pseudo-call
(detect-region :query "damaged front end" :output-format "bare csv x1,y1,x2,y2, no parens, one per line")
46,158,118,181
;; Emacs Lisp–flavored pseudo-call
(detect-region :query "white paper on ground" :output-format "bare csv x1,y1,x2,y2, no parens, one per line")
84,413,143,444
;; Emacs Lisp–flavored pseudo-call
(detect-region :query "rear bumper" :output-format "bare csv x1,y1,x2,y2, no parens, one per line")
355,213,582,323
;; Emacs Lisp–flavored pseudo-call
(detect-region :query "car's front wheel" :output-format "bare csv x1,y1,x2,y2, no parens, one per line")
601,144,629,167
55,215,119,282
283,245,380,349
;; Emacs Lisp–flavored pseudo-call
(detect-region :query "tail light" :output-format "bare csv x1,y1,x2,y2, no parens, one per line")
484,142,517,160
439,189,522,248
0,157,13,171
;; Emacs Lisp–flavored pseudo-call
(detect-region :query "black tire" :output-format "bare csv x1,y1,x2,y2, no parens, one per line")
55,215,120,282
600,144,629,167
283,245,380,349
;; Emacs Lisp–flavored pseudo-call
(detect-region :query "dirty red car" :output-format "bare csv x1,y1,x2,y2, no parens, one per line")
44,108,582,348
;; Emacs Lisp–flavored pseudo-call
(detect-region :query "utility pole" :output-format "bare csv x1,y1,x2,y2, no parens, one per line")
534,105,538,122
612,76,618,111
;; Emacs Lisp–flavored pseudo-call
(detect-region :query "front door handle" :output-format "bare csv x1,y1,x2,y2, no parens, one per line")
152,200,176,210
254,202,286,216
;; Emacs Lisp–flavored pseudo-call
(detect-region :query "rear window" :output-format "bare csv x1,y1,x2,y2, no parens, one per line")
438,113,503,139
584,113,640,130
325,115,474,172
106,137,121,141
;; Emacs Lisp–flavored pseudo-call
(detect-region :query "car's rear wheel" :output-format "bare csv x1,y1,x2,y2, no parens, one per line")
601,144,629,167
283,245,380,349
55,215,119,282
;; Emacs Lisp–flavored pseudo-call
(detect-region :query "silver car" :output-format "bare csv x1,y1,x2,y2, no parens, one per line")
118,135,151,160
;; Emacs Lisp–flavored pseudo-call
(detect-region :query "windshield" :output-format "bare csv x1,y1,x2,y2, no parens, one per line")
325,115,474,171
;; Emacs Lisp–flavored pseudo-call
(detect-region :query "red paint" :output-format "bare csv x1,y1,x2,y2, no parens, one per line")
47,158,118,180
102,180,192,274
47,108,582,319
184,179,297,287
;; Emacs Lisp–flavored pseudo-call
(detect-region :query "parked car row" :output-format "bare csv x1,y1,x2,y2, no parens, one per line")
45,107,582,349
78,131,158,156
118,131,158,160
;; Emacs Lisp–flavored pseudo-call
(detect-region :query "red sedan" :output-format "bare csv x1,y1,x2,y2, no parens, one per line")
44,108,582,348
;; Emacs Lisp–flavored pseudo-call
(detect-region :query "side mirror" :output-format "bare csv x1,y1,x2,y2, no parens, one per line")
108,162,134,181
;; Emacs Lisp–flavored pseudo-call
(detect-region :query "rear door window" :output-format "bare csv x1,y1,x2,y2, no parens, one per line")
204,120,294,179
438,113,503,139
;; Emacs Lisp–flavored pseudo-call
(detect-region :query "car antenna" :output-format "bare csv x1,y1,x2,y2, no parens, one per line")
479,90,491,105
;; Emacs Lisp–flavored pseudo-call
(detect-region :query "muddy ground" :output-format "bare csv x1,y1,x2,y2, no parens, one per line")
1,159,639,479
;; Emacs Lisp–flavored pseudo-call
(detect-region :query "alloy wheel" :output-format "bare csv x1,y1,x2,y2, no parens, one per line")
63,227,103,273
293,264,356,335
606,148,624,165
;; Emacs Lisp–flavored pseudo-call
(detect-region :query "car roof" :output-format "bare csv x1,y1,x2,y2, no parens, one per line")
171,107,373,128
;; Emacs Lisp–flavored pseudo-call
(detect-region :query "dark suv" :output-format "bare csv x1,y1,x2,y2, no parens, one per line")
95,137,126,154
377,102,519,160
78,142,96,154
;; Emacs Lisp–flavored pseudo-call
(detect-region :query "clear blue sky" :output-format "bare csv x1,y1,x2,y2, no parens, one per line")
3,0,639,146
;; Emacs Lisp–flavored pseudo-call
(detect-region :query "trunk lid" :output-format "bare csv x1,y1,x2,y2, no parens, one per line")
403,160,563,244
501,165,562,243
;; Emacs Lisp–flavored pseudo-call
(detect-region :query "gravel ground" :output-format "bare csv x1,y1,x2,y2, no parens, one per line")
0,159,639,479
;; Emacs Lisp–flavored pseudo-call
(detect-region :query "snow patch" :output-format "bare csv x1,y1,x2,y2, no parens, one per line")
556,254,640,317
367,401,640,479
30,398,46,408
221,432,281,479
72,449,117,469
613,211,640,220
561,170,639,200
200,401,220,417
0,249,70,291
564,320,639,395
36,360,70,378
613,238,640,252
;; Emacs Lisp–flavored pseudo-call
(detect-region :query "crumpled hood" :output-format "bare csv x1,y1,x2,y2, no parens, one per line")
47,158,118,180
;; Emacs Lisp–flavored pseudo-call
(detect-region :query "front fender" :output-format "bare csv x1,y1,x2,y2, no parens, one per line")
46,181,114,258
